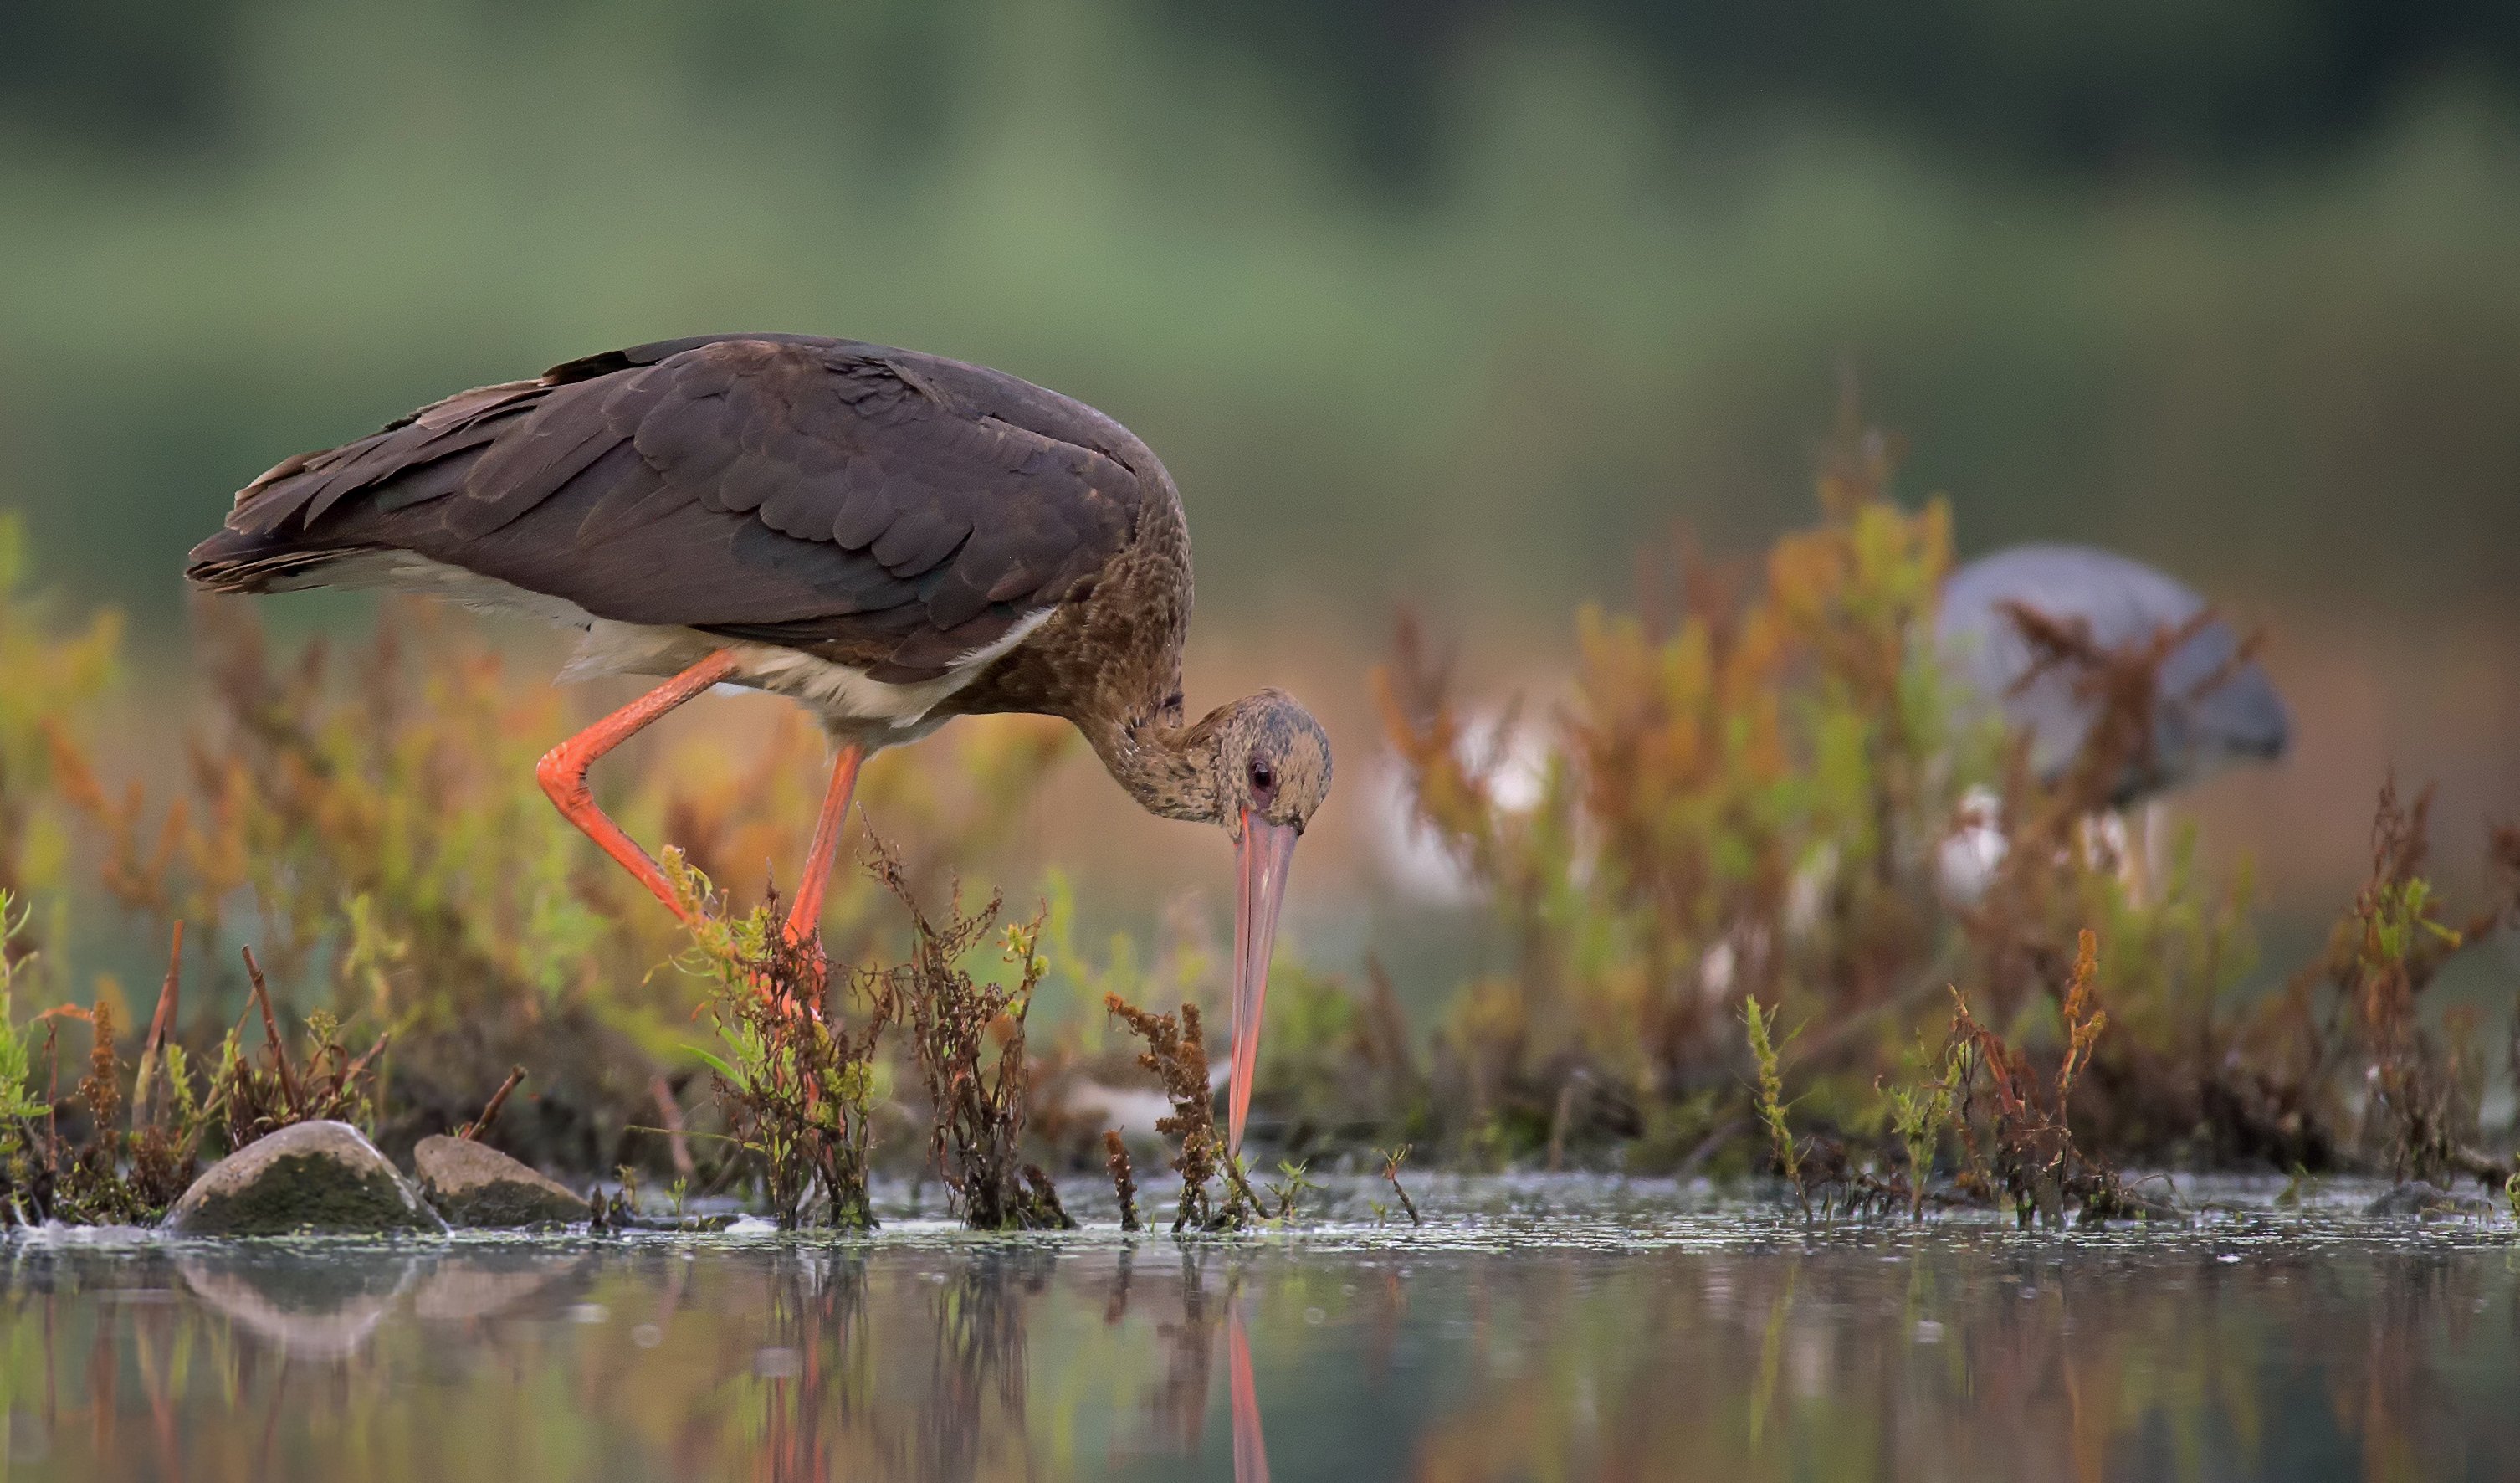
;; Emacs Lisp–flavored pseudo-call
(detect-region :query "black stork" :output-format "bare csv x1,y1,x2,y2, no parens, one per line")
187,332,1331,1155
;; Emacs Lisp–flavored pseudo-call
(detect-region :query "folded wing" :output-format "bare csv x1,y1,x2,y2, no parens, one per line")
192,334,1154,683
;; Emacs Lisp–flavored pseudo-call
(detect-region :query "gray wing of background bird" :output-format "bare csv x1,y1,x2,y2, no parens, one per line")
1935,542,2290,799
187,334,1155,683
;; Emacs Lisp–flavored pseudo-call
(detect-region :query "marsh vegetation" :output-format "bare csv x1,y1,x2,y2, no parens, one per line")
0,400,2512,1231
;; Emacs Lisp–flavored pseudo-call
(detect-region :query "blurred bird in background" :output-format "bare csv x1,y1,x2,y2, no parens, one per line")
1932,542,2291,902
1935,543,2290,802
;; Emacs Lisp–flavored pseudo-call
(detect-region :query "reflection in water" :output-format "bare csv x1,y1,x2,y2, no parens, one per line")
1150,1250,1220,1455
1,1207,2516,1481
175,1254,420,1360
1227,1306,1271,1483
407,1252,586,1323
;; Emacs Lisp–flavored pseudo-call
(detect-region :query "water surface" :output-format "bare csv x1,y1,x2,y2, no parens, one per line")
2,1177,2512,1481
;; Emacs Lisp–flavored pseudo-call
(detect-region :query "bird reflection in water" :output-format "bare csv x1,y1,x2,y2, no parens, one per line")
1228,1303,1273,1483
1129,1248,1275,1483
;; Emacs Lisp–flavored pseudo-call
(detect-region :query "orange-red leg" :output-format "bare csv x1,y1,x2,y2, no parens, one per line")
535,649,741,921
782,741,865,945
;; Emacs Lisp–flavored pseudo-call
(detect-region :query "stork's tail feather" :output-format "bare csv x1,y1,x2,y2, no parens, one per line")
185,528,372,595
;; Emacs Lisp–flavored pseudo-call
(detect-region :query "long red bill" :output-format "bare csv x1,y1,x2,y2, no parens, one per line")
1227,813,1298,1157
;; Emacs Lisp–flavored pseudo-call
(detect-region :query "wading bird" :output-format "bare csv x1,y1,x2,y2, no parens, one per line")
1931,542,2290,901
1935,542,2290,803
187,332,1330,1153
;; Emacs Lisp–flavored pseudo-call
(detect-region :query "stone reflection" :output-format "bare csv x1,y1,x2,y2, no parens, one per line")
175,1252,422,1361
172,1250,589,1359
408,1251,587,1324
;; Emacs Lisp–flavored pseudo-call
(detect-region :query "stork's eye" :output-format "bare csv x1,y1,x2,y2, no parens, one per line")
1248,759,1277,798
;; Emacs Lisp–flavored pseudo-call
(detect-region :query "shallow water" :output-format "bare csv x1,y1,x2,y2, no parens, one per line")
2,1176,2513,1482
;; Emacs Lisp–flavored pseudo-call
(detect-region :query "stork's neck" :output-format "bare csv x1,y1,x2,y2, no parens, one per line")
1082,711,1222,825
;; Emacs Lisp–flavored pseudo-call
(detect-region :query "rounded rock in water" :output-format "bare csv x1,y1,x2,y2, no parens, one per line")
412,1135,592,1229
164,1121,448,1237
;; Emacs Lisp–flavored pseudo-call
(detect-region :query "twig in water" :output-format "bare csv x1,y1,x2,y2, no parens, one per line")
238,947,300,1116
131,922,183,1131
1380,1144,1421,1226
460,1065,526,1141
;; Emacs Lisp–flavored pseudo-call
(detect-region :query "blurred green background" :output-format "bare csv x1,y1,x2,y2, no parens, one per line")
2,0,2515,922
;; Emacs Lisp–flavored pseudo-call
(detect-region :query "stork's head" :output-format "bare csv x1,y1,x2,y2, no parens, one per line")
1210,689,1334,840
2144,623,2291,798
1202,690,1330,1156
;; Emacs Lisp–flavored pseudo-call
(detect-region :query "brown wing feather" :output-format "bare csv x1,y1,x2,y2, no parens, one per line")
187,335,1160,682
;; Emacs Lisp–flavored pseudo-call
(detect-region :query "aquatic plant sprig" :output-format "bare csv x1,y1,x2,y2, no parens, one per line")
1104,1130,1141,1231
1742,995,1810,1220
213,945,387,1154
1264,1158,1320,1222
1941,931,2155,1226
1880,1034,1967,1222
0,913,232,1225
868,840,1072,1232
0,892,47,1134
1106,993,1256,1231
671,849,887,1229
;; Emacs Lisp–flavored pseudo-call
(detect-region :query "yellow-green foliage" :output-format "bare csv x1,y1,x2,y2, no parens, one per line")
47,602,667,1031
1381,412,1975,1132
1743,995,1800,1193
1381,409,2281,1167
1880,1035,1967,1220
31,589,1070,1164
0,505,1101,1188
0,894,46,1136
667,849,886,1229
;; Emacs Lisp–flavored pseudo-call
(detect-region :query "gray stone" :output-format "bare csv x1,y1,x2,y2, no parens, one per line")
165,1121,447,1237
412,1135,590,1228
2363,1181,2497,1218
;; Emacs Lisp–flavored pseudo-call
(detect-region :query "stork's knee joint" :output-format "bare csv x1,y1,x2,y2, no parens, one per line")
535,745,586,806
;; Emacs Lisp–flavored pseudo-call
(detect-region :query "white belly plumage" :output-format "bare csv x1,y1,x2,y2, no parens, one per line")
304,549,1048,740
